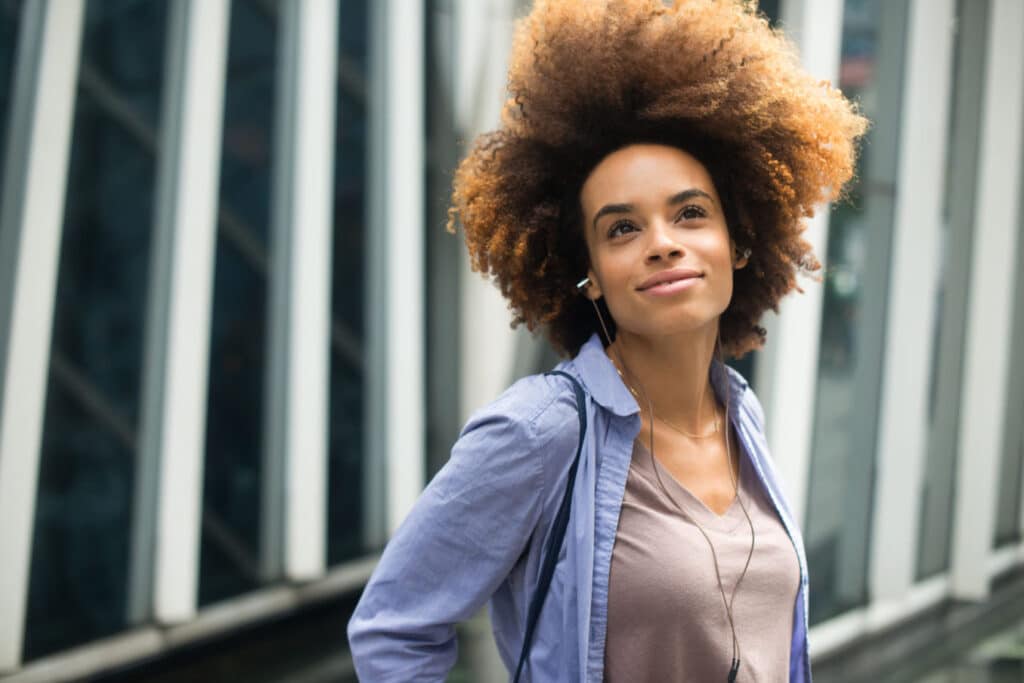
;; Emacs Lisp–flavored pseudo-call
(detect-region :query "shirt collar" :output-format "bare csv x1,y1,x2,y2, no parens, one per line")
570,332,750,418
571,333,639,417
709,348,750,417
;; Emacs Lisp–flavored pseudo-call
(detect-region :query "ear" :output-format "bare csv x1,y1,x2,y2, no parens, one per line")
732,242,749,270
583,267,604,300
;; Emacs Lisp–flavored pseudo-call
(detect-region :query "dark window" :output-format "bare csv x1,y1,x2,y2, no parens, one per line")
805,0,909,626
0,0,24,200
24,0,168,660
917,0,988,579
198,0,279,607
327,0,371,565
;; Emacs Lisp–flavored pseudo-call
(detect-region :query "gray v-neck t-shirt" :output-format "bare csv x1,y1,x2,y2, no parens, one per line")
604,436,799,682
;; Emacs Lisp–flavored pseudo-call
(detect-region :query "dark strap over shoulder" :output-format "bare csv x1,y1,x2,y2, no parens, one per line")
513,370,587,683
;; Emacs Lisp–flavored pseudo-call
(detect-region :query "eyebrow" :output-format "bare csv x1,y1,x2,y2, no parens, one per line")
591,188,715,233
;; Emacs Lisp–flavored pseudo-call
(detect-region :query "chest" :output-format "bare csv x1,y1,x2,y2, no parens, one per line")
603,445,802,683
640,423,744,517
560,406,807,682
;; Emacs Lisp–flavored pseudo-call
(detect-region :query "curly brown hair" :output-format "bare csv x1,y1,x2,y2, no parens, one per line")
446,0,868,359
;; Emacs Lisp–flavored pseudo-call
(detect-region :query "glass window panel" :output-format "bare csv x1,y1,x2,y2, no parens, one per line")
995,430,1024,547
425,0,463,481
917,0,988,579
23,0,168,660
198,0,278,606
994,134,1024,548
327,0,372,565
758,0,782,27
804,0,909,626
0,0,24,199
729,354,756,389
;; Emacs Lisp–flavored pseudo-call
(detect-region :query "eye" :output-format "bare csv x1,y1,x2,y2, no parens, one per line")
676,205,708,221
607,220,639,238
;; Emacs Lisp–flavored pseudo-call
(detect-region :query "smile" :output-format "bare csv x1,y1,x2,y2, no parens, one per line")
636,267,705,296
638,275,703,296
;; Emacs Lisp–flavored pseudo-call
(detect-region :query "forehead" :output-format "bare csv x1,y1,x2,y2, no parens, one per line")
579,143,719,211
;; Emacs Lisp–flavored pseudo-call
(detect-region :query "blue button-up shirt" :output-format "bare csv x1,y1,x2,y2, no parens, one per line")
348,332,812,682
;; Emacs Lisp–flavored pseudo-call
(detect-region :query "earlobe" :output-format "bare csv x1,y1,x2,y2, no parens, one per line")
584,269,603,300
733,246,752,270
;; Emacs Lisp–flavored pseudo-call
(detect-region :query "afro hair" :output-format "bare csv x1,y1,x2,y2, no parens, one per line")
447,0,869,358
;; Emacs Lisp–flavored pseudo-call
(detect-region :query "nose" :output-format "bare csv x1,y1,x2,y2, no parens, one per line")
644,220,683,263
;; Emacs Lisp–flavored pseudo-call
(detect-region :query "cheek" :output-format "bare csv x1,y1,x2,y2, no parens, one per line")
707,235,736,273
589,255,635,319
590,248,631,289
702,237,737,298
709,264,737,307
714,269,735,298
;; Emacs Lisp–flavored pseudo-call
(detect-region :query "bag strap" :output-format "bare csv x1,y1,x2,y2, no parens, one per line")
513,370,587,683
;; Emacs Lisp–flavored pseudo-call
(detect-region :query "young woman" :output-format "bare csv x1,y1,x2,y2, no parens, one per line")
348,1,866,681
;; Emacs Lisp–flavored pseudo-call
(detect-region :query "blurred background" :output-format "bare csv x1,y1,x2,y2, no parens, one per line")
0,0,1022,681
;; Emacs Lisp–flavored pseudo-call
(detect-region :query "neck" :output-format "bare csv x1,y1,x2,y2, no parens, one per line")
605,324,722,433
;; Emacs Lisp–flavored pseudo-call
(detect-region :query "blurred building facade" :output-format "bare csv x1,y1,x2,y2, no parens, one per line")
0,0,1022,681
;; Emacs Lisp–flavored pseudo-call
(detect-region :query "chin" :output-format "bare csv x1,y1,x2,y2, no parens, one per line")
617,314,719,340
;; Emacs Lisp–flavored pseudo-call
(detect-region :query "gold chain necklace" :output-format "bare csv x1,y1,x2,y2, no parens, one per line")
657,404,722,439
609,361,721,438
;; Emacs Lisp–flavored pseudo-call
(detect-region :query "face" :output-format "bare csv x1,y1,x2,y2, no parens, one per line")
579,143,747,341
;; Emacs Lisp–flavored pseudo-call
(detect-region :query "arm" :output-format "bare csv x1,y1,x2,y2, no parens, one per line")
347,391,558,682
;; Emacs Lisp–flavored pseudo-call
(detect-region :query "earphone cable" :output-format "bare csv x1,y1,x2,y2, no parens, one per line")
587,295,755,681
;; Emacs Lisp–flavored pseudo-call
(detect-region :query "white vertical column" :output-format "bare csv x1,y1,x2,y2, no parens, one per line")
869,0,955,602
385,0,426,534
263,0,337,581
951,0,1024,600
135,0,230,623
0,0,85,670
1018,174,1024,541
365,0,426,542
1014,218,1024,541
761,0,844,528
454,0,522,421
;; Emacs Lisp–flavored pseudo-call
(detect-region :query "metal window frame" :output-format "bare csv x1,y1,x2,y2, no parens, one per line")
916,0,990,585
760,0,845,530
995,49,1024,548
950,0,1024,601
1013,87,1024,542
869,0,956,602
424,0,465,479
262,0,338,581
0,0,85,670
808,571,950,660
454,0,523,426
829,0,911,610
0,557,377,683
787,0,1024,658
131,0,231,624
1,0,429,672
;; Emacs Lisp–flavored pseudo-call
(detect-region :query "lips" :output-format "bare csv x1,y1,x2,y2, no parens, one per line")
636,268,703,291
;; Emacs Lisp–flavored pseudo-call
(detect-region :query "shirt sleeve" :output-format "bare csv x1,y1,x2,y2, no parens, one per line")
346,393,558,682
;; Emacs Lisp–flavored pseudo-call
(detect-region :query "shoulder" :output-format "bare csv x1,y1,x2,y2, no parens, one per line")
741,385,768,431
722,364,766,431
428,369,583,509
462,367,582,439
452,368,585,489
